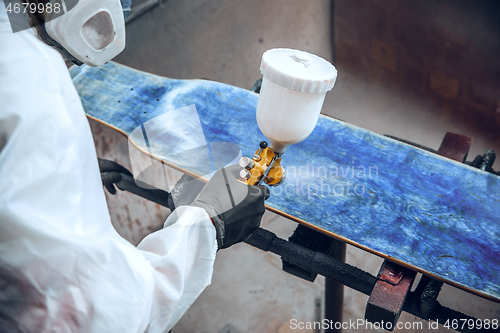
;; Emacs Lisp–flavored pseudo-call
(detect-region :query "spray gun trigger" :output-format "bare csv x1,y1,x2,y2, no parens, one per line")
257,153,279,185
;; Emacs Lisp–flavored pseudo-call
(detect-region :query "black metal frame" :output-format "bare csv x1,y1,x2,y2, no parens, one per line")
111,147,498,333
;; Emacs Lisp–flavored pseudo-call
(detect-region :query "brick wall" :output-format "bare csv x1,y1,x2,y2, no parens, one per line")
334,0,500,135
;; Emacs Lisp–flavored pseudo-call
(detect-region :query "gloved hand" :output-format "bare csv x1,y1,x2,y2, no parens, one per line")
191,164,270,250
97,158,133,195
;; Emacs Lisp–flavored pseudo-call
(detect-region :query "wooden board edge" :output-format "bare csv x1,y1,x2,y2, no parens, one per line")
87,114,500,303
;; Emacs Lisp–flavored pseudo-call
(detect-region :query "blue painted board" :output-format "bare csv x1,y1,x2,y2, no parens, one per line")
70,62,500,301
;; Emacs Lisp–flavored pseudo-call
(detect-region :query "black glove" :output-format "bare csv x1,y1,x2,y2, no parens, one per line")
191,164,270,250
98,158,133,195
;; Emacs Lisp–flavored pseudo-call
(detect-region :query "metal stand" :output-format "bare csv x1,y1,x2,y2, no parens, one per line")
103,131,498,333
324,240,346,333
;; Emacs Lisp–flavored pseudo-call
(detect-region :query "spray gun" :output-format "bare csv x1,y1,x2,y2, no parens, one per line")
239,48,338,186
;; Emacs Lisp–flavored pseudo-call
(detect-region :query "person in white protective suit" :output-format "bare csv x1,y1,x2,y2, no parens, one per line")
0,1,270,332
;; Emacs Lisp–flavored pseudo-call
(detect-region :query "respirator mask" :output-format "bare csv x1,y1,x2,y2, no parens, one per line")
5,0,131,66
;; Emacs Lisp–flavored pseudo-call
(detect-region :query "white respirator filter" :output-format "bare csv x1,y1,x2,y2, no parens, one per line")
45,0,126,66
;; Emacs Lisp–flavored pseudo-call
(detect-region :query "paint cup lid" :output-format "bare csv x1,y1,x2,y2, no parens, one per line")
260,48,337,93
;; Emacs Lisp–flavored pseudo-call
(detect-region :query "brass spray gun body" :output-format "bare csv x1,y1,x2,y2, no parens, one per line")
239,141,286,186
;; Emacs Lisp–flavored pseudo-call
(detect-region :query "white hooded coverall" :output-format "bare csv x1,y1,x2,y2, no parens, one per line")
0,3,218,332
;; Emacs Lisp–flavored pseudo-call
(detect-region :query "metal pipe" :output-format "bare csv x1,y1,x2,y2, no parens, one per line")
125,0,165,24
244,228,376,295
115,173,174,210
324,240,346,333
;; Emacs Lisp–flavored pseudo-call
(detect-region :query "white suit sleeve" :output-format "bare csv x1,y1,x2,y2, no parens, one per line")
0,5,217,333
